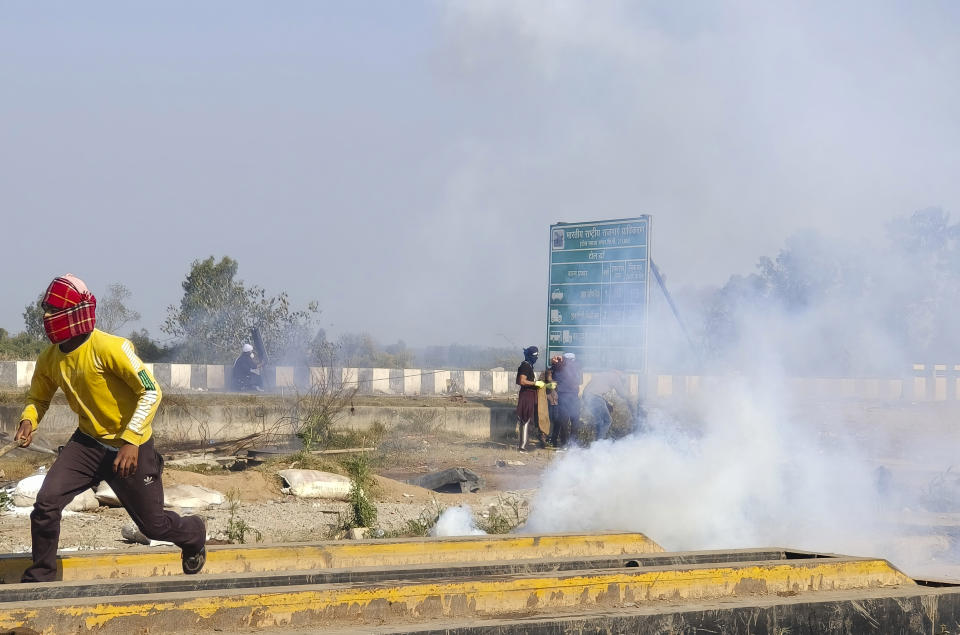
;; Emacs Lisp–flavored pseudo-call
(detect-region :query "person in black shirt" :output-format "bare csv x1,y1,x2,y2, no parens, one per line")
553,352,583,445
515,346,544,452
545,354,567,447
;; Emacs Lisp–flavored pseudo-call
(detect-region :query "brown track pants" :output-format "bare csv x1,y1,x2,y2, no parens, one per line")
21,430,206,583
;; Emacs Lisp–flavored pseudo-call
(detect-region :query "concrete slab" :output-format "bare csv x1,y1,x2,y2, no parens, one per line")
0,556,917,633
0,549,791,603
322,585,960,635
0,532,664,583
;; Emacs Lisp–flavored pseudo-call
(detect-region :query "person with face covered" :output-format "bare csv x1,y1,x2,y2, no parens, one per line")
13,275,207,582
515,346,545,452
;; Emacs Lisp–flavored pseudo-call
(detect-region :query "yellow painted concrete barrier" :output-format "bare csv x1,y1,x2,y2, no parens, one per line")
0,532,663,583
0,556,914,634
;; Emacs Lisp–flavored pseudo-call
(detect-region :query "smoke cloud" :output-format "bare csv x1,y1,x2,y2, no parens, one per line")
526,214,960,580
432,505,486,537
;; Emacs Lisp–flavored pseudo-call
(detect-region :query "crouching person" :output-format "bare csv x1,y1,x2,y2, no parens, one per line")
14,275,206,582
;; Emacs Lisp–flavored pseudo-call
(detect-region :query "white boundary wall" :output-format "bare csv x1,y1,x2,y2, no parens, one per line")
0,361,950,401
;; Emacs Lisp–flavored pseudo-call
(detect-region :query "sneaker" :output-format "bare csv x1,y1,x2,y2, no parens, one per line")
182,547,206,575
182,516,207,575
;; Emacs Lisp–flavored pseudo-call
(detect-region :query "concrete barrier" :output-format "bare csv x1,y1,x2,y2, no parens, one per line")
1,359,954,402
0,532,663,583
0,552,919,633
0,397,520,445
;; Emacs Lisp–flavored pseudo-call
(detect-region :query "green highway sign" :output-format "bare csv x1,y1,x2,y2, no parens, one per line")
547,217,651,371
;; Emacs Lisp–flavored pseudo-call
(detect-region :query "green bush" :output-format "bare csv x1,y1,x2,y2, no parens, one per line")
343,454,378,528
476,496,525,534
225,489,262,544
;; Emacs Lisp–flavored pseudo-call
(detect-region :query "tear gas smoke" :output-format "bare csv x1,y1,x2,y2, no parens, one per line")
525,235,958,576
524,370,959,578
431,505,486,537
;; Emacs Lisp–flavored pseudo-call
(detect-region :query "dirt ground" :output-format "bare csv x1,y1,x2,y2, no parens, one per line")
0,430,551,554
4,398,960,585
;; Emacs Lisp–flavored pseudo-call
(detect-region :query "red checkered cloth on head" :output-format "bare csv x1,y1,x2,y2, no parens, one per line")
42,274,90,310
41,275,97,343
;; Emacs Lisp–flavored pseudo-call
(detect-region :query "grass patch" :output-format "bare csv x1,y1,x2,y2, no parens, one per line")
254,450,344,476
397,409,443,436
322,422,386,450
384,500,445,538
0,455,52,481
342,454,377,529
224,488,262,544
0,389,31,405
476,496,526,534
164,463,231,476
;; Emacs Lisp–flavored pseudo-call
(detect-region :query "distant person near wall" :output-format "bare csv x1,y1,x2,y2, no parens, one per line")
516,346,545,452
581,370,637,441
545,355,566,447
231,343,264,392
14,274,207,582
552,352,583,446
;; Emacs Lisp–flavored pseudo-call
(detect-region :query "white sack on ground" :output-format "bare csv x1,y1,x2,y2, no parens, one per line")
163,484,225,509
277,469,352,500
12,474,98,511
95,482,121,507
66,489,99,512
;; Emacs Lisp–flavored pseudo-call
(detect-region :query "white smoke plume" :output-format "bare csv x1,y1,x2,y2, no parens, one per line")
525,340,956,579
431,505,487,537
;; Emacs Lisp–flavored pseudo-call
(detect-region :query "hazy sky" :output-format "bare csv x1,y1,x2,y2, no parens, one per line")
2,1,958,347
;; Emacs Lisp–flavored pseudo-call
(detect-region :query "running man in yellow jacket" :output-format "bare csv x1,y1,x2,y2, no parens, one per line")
14,274,206,582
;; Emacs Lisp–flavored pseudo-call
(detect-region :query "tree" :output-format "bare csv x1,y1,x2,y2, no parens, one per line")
162,256,319,363
884,207,960,360
887,207,955,256
22,293,45,341
0,328,47,360
97,283,141,334
335,333,379,367
128,329,172,362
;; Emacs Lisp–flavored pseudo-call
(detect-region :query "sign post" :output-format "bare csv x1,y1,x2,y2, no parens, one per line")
547,216,651,371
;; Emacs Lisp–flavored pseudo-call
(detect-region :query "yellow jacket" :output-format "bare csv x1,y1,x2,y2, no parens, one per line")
20,330,162,447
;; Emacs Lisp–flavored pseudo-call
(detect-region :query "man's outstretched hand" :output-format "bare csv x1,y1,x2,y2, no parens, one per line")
114,443,139,478
14,420,34,448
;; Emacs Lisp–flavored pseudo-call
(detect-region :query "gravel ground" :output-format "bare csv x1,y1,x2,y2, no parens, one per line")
0,434,549,554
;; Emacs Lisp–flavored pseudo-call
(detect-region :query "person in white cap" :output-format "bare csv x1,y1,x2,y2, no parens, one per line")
231,343,263,391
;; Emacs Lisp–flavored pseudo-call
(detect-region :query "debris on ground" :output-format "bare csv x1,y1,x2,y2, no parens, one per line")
408,467,484,493
164,456,224,470
95,482,120,507
163,484,225,509
278,469,352,500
